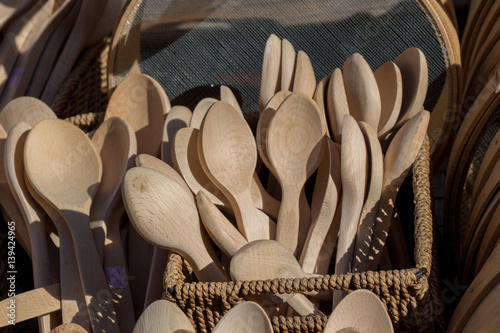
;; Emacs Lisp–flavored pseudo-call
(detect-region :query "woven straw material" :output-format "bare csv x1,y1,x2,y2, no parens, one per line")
163,133,444,333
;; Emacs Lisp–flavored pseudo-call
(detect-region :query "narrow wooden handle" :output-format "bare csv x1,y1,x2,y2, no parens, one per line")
276,189,301,255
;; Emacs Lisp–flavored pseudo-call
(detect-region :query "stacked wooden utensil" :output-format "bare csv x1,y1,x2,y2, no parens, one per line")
0,0,124,110
0,34,429,332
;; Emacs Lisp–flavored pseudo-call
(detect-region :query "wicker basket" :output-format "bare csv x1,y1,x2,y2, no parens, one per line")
47,37,444,332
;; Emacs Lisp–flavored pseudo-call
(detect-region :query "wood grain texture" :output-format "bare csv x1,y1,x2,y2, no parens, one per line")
300,138,340,274
212,302,272,333
324,290,393,333
123,167,228,282
374,62,402,139
293,50,316,98
162,105,192,166
259,34,281,111
334,115,366,307
220,85,242,114
105,73,170,157
326,68,349,143
280,38,296,92
132,299,194,333
314,76,331,138
342,53,381,131
0,96,56,132
24,119,118,332
267,94,325,255
190,97,217,129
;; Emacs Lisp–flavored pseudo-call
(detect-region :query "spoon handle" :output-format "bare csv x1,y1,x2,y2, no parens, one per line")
234,191,273,241
63,211,119,332
276,188,302,255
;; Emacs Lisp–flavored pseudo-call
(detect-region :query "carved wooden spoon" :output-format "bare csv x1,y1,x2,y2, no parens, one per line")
326,68,349,143
212,302,273,333
259,34,281,111
0,97,57,132
132,299,194,333
161,105,192,166
374,62,403,139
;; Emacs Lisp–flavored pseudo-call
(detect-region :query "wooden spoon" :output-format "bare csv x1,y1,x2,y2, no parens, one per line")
91,116,137,332
300,138,341,274
394,48,428,127
132,299,194,333
374,62,403,139
24,119,118,332
462,280,500,333
259,34,281,111
220,85,242,114
342,53,381,131
324,290,393,333
352,122,384,273
190,98,218,129
266,94,325,255
212,302,273,333
368,111,430,270
230,240,323,316
0,97,57,132
314,76,331,137
292,50,316,98
105,73,170,156
4,121,55,332
198,101,270,241
334,115,367,306
326,68,350,143
281,38,296,92
122,167,228,282
161,105,192,166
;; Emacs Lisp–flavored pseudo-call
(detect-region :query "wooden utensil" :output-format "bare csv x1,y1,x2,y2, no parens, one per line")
0,97,57,132
161,105,192,166
132,299,194,333
281,38,296,92
230,240,323,316
259,34,281,111
368,111,430,271
394,48,428,128
447,241,500,333
314,76,331,137
300,138,341,274
5,121,55,332
352,122,384,273
190,97,218,129
122,167,228,282
326,68,349,143
342,53,381,131
24,119,118,332
474,198,500,275
135,154,191,309
212,302,273,333
90,116,137,332
462,280,500,333
266,94,325,255
0,284,60,328
334,115,367,306
324,290,393,333
292,50,316,98
196,191,320,315
220,85,242,114
374,62,403,139
198,101,271,241
105,73,170,156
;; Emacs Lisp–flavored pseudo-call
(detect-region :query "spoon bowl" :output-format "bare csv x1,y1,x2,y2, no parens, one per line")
212,302,272,333
132,299,194,333
0,97,57,132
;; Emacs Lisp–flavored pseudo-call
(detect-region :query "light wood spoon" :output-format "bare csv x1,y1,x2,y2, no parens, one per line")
292,50,316,98
326,68,350,143
324,290,393,333
259,34,281,111
220,85,242,114
24,119,118,332
342,53,381,131
334,115,367,305
230,240,323,316
394,48,428,128
266,94,325,255
300,138,341,274
0,97,57,132
132,299,194,333
198,101,271,241
281,38,296,92
105,73,170,156
122,167,228,282
189,97,218,129
314,76,331,137
5,121,56,332
161,105,192,166
212,302,272,333
91,116,137,332
352,122,384,273
368,111,430,270
374,62,403,139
